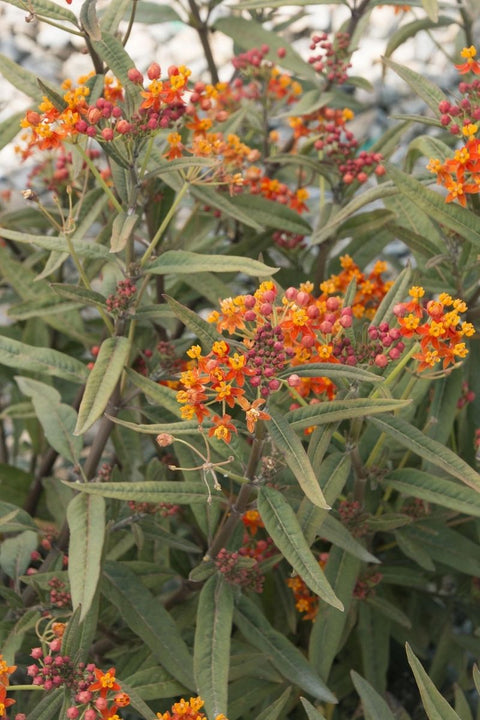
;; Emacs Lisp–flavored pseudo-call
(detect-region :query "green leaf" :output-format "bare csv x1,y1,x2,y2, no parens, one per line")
257,688,292,720
80,0,102,40
421,0,438,21
229,194,312,234
64,479,223,504
387,165,480,248
473,665,480,696
194,575,234,719
382,57,447,114
148,250,278,277
400,521,480,576
453,685,473,720
125,665,186,700
103,561,195,689
268,409,329,509
406,643,461,720
368,415,480,492
189,185,263,230
276,362,384,385
3,0,78,24
0,227,111,258
0,530,38,581
258,486,342,610
309,548,361,679
350,671,396,720
234,594,336,702
369,265,413,329
67,493,105,621
107,416,204,436
311,183,398,245
388,468,480,517
99,0,131,32
366,595,411,628
320,515,379,563
75,336,129,435
50,283,107,310
130,1,183,23
0,335,88,383
91,30,136,86
214,16,317,81
16,377,83,463
125,368,182,417
385,16,452,59
27,688,64,720
164,295,226,349
0,111,25,151
110,211,139,253
0,501,37,533
0,53,51,100
285,398,410,431
300,698,327,720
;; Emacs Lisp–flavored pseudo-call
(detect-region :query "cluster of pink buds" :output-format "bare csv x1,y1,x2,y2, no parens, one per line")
106,278,137,316
332,321,405,368
127,500,180,517
28,642,92,692
438,88,480,137
308,32,352,85
232,45,271,70
457,381,475,408
353,571,383,600
339,150,386,184
246,322,294,398
337,499,369,538
214,548,265,593
48,577,71,608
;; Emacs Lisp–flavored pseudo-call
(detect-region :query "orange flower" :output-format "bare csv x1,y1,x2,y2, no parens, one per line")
88,668,121,697
455,46,480,75
237,397,271,432
208,414,237,443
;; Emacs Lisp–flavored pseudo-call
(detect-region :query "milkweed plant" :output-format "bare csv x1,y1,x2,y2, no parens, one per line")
1,0,480,718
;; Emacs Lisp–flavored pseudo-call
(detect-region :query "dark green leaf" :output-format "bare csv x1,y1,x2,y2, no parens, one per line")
64,479,223,504
351,671,396,720
406,643,461,720
148,250,278,277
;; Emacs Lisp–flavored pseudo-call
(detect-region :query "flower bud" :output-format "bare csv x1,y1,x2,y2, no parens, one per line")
147,62,161,80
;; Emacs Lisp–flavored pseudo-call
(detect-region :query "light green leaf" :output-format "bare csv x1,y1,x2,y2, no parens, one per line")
285,398,410,431
400,521,480,576
91,30,136,86
147,250,278,277
453,685,473,720
300,698,327,720
369,265,413,329
110,212,139,253
368,415,480,492
311,183,397,245
257,688,292,720
27,688,63,720
388,468,480,517
320,515,379,563
421,0,438,21
0,501,37,533
0,111,25,151
0,335,88,383
214,16,317,81
3,0,78,24
234,594,336,702
406,643,461,720
387,165,480,248
0,530,38,581
194,576,234,719
366,595,411,628
189,185,262,231
16,377,83,463
125,665,186,700
382,57,447,114
103,561,195,689
99,0,131,32
80,0,102,40
125,368,182,417
0,52,57,101
351,671,396,720
64,479,223,504
164,295,226,349
309,548,361,679
67,493,105,620
229,194,312,234
268,409,329,509
277,362,384,385
473,665,480,696
129,1,183,23
0,227,111,258
257,486,342,610
75,336,129,435
385,16,452,59
50,283,107,309
107,416,203,436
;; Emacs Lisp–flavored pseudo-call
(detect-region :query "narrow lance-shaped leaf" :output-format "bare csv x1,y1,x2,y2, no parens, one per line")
382,57,447,113
268,409,329,509
257,486,342,610
387,468,480,517
63,479,223,504
75,336,130,435
234,593,336,703
285,398,411,431
194,575,234,720
406,643,461,720
164,295,226,349
368,414,480,492
102,561,195,689
16,377,83,464
256,688,292,720
147,250,278,277
350,671,396,720
67,493,105,621
0,335,88,383
301,698,327,720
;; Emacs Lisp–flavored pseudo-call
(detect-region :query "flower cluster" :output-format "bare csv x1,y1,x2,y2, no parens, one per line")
308,32,352,86
0,655,16,719
353,571,383,600
428,46,480,205
214,548,265,593
337,499,370,538
286,554,329,620
28,642,130,720
47,577,72,609
127,500,180,517
157,696,207,720
239,510,276,563
105,278,137,316
394,287,474,371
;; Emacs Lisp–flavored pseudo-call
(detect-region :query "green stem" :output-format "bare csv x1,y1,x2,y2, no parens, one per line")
139,182,189,268
34,15,84,36
75,143,123,213
122,0,138,46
